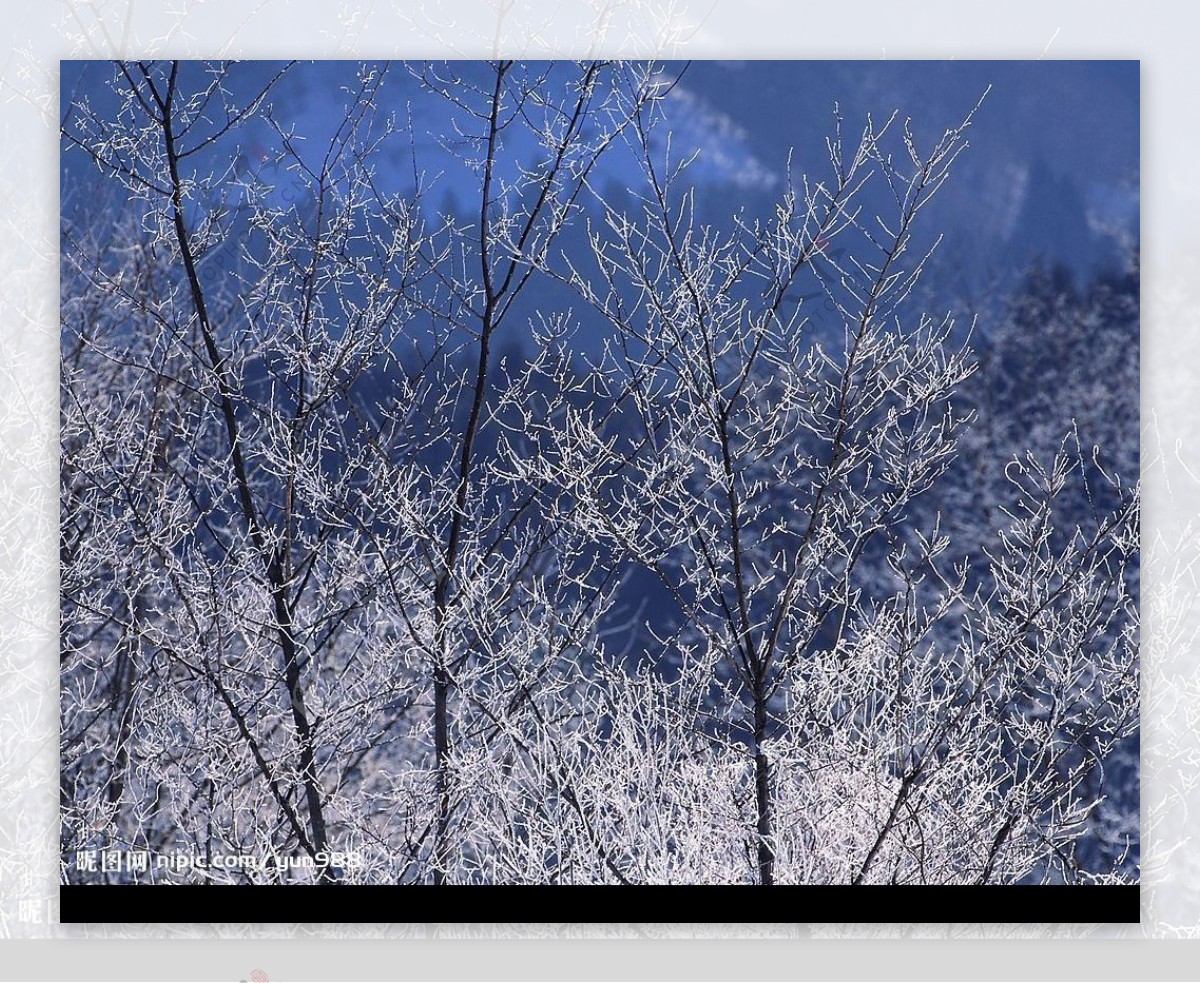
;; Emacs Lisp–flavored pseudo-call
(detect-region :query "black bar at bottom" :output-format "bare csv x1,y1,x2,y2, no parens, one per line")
60,884,1139,924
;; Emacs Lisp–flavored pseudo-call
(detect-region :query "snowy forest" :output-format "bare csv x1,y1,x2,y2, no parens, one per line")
59,61,1139,891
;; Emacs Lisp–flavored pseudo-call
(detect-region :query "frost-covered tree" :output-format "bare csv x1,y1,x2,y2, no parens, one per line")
61,59,659,884
943,256,1142,878
519,93,1138,885
61,62,423,881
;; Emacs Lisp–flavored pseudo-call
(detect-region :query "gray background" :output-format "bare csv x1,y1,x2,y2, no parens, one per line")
3,0,1197,978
